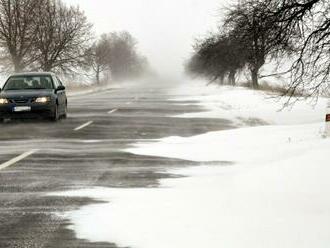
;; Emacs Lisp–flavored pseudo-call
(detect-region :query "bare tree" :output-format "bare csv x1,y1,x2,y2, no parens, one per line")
0,0,40,72
107,31,147,80
86,34,112,84
268,0,330,99
186,33,247,85
0,0,92,73
34,0,92,72
186,0,293,89
84,31,149,83
224,0,291,88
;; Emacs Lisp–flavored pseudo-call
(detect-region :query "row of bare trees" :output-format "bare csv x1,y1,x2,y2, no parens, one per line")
86,32,149,84
186,0,330,98
0,0,149,83
186,33,246,86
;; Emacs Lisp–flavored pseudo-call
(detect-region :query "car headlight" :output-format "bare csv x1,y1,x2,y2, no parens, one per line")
35,96,51,103
0,98,8,104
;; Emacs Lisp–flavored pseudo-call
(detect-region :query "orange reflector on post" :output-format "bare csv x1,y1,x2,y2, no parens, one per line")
326,114,330,122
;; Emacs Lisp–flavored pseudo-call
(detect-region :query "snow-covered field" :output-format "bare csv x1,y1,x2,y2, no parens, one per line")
54,81,330,248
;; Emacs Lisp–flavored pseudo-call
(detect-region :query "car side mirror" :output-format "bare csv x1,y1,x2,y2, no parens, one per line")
56,85,65,92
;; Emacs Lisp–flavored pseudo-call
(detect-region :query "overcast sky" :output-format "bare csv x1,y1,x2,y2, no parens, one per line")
64,0,228,79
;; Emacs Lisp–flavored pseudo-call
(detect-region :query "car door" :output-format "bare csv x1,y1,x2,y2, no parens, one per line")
53,76,66,113
56,77,67,108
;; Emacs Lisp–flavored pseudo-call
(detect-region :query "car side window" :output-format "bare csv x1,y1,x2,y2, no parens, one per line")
52,76,60,89
56,77,64,86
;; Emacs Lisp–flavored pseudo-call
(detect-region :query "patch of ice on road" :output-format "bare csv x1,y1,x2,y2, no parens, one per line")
55,122,330,248
170,81,327,125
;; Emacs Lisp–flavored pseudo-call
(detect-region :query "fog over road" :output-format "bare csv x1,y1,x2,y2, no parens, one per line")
0,81,233,247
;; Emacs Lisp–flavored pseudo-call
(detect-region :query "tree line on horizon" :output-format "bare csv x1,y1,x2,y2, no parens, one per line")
0,0,149,83
86,31,149,84
186,0,330,99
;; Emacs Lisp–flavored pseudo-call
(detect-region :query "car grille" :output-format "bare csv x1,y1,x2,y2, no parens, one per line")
10,98,30,104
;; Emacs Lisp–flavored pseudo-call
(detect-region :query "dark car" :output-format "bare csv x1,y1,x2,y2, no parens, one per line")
0,72,67,122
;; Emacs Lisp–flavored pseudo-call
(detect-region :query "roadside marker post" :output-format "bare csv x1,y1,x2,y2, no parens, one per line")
326,102,330,137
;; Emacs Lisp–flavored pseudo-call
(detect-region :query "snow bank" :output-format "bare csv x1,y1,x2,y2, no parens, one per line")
55,122,330,248
127,123,326,164
170,81,328,125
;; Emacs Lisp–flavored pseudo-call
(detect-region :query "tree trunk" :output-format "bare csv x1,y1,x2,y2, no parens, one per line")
96,65,100,84
229,70,236,86
251,68,259,89
219,74,224,85
13,59,23,73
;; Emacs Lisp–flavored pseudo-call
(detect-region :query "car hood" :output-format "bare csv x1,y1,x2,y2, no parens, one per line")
0,89,53,98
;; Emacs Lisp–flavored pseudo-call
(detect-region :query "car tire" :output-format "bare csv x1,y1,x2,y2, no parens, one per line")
0,118,4,123
62,104,67,119
51,105,59,122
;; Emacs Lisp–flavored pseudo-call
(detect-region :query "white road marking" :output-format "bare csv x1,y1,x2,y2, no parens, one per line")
0,149,39,171
74,121,93,131
108,109,118,114
126,102,132,105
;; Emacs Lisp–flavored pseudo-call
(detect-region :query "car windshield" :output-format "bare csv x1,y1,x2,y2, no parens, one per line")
3,75,54,91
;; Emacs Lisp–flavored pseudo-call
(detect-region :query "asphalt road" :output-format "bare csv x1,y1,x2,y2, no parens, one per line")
0,82,234,248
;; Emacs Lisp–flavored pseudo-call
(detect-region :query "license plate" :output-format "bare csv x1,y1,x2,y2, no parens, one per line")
13,106,31,112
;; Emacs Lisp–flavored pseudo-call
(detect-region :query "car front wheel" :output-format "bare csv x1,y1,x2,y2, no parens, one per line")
50,105,59,122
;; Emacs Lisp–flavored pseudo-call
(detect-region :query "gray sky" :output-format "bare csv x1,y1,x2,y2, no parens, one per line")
64,0,227,79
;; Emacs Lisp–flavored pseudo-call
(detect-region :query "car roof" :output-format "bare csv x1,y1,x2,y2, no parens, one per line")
9,72,55,77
